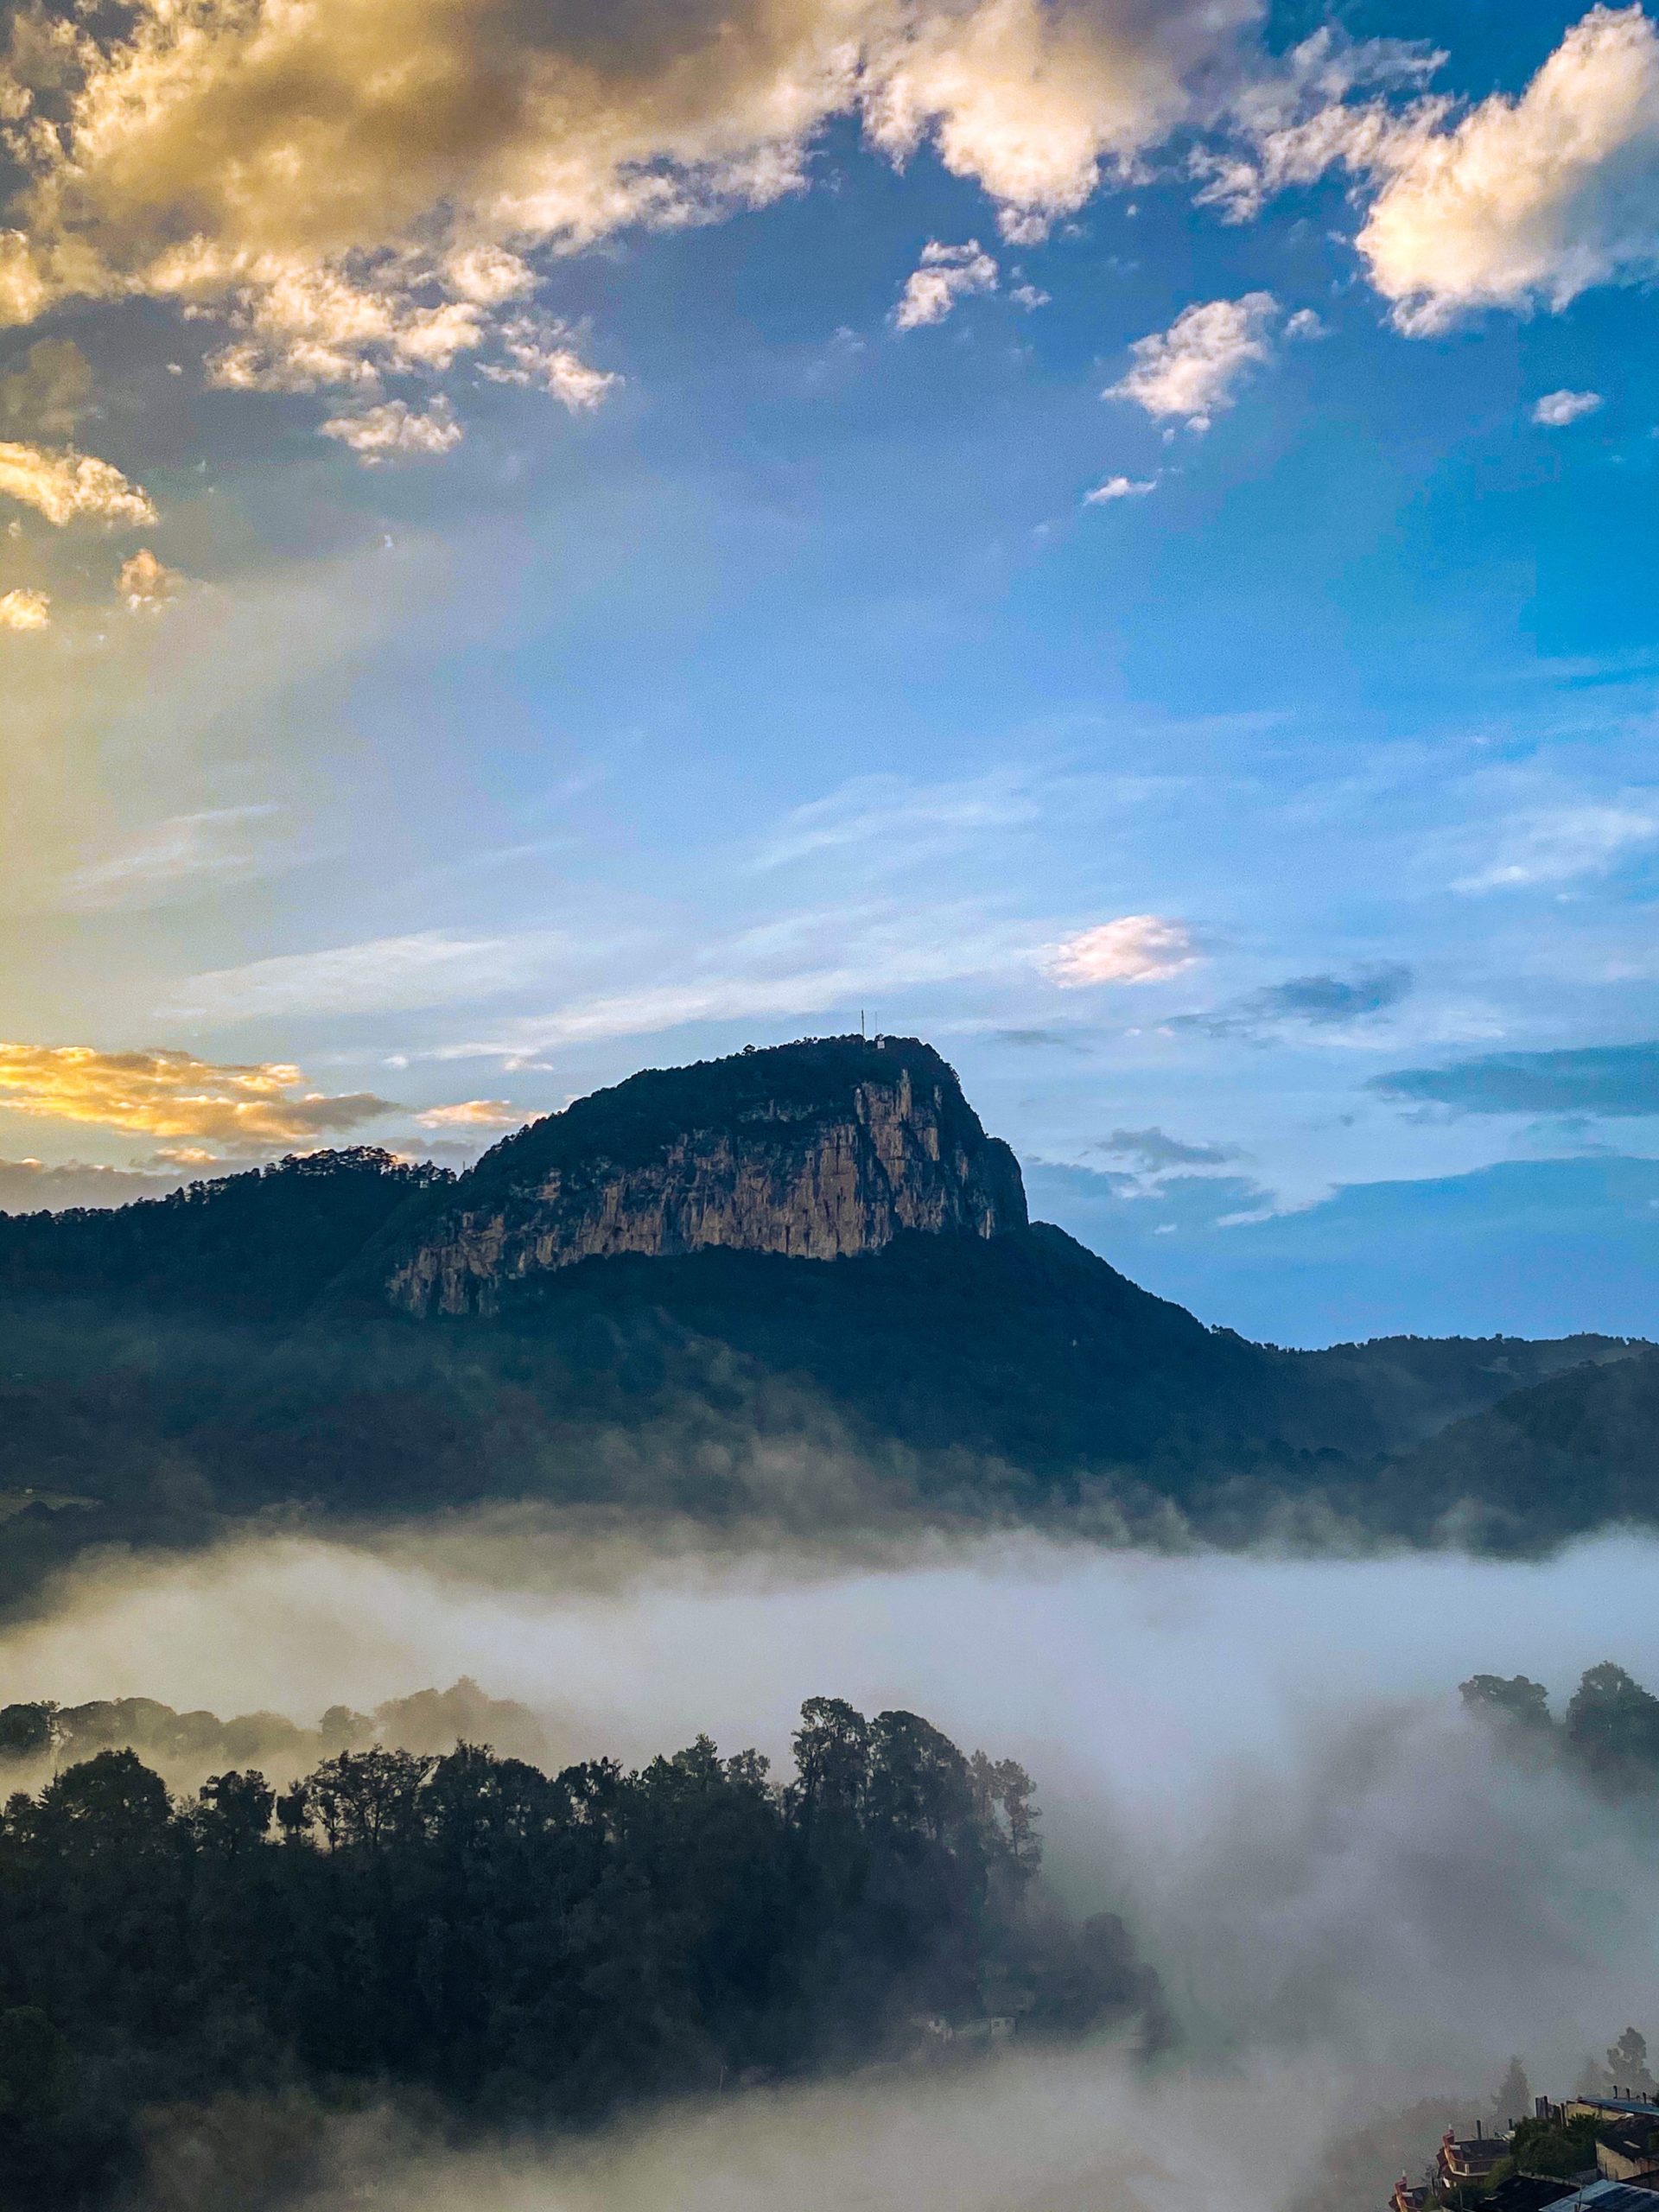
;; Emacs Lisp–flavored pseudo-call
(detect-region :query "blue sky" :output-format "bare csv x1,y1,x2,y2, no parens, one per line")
1,0,1658,1342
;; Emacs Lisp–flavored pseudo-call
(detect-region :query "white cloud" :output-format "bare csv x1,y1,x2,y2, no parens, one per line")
1452,801,1659,893
1105,292,1281,430
318,397,463,463
1043,915,1200,986
1192,25,1445,223
1356,5,1659,331
0,439,156,526
1534,387,1604,425
1084,474,1158,503
167,931,561,1022
893,239,1000,329
0,0,1259,401
477,321,618,410
0,584,48,630
66,807,285,912
118,546,183,613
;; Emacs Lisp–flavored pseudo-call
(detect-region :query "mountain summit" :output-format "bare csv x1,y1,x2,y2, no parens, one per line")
380,1035,1027,1318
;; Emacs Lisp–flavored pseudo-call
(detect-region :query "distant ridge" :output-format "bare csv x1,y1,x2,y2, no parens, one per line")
0,1033,1647,1581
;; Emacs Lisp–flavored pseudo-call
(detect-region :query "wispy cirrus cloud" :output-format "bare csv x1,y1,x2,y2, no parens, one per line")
64,807,289,912
1450,801,1659,893
166,930,565,1023
753,771,1040,873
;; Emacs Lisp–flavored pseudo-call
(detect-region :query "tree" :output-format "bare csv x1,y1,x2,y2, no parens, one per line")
1460,1676,1552,1733
1490,2056,1530,2126
1605,2028,1656,2097
1565,1664,1659,1783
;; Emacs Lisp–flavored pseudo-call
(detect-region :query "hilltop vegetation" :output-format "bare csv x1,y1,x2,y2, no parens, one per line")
0,1698,1159,2210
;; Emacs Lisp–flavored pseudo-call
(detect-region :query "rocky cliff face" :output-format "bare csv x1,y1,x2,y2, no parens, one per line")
383,1036,1028,1318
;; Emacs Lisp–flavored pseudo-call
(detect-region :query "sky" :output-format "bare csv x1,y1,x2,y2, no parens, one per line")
2,0,1659,1343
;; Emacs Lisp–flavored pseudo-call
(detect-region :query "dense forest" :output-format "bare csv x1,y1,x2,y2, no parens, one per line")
0,1697,1160,2210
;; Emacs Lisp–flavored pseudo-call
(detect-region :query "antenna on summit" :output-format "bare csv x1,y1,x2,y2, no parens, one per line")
860,1008,865,1037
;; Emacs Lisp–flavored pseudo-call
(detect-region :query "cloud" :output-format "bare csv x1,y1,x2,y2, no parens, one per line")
430,902,1052,1059
414,1100,526,1130
118,546,183,613
1044,915,1201,986
475,320,618,409
893,238,999,329
1085,474,1158,502
1370,1040,1659,1118
753,771,1039,872
1192,25,1446,222
0,1044,396,1149
65,807,286,912
1451,802,1657,893
1105,292,1281,430
0,584,48,630
1091,1126,1243,1171
1534,388,1605,425
1178,963,1414,1038
0,0,1260,401
1355,5,1659,332
0,439,155,526
0,337,93,437
167,931,559,1022
318,397,464,463
0,1155,191,1215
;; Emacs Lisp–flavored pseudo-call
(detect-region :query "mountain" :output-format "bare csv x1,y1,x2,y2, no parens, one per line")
1380,1344,1659,1543
0,1033,1646,1579
365,1035,1029,1317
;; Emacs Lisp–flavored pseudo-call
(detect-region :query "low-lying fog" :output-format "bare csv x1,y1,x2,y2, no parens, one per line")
10,1521,1659,2211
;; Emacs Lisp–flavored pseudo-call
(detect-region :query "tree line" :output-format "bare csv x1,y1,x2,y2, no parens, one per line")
0,1696,1160,2209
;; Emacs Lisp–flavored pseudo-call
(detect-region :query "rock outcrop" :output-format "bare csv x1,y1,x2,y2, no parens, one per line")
382,1035,1028,1318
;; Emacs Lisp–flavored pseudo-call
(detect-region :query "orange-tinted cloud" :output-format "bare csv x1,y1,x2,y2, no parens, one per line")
415,1099,525,1130
0,1044,397,1149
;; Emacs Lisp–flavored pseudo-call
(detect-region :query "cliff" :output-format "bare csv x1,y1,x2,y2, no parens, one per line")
378,1035,1029,1318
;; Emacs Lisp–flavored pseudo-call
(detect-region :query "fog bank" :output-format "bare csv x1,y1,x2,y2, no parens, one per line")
6,1521,1657,2109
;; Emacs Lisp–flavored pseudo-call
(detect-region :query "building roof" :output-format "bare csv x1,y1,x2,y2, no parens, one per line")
1488,2176,1579,2212
1552,2182,1659,2212
1600,2126,1659,2163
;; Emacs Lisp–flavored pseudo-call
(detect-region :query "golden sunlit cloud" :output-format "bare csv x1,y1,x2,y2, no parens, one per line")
414,1100,525,1130
0,584,48,629
0,0,1254,423
0,438,156,527
118,546,183,613
318,397,463,463
0,1045,397,1150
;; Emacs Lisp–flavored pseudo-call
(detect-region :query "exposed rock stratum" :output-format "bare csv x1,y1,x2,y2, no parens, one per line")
381,1035,1028,1318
